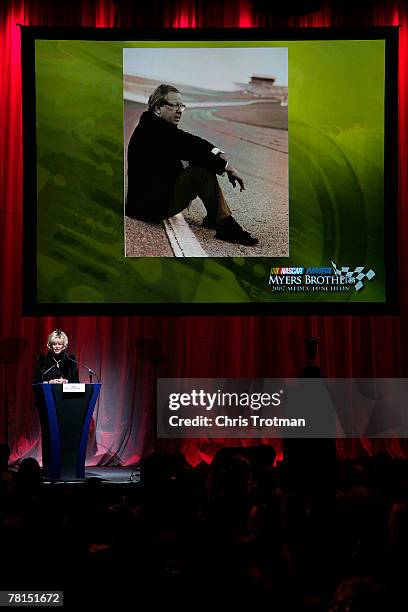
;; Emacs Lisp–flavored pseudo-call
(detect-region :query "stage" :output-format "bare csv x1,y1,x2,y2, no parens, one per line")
40,466,141,485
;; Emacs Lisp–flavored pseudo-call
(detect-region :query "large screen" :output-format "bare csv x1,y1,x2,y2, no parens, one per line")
22,27,398,314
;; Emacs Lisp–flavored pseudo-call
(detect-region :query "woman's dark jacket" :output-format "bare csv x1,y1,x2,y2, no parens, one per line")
125,110,227,221
34,351,80,383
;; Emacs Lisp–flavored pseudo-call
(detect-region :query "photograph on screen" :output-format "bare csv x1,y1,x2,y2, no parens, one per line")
123,47,289,258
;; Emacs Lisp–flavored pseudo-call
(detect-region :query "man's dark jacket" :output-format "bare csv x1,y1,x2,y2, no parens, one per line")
125,110,227,221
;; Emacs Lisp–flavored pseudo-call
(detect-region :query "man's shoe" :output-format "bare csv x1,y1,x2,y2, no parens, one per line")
202,215,217,229
215,216,259,247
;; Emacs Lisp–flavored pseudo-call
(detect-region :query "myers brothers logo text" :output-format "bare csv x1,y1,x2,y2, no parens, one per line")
268,265,374,293
269,267,354,291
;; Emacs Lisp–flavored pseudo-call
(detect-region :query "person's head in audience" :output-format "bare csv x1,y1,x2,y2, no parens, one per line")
328,576,384,612
388,499,408,551
15,457,43,497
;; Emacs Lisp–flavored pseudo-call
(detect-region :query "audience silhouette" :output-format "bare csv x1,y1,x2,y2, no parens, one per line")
0,445,407,610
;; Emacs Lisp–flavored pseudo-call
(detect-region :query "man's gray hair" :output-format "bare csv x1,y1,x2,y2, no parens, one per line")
148,84,180,112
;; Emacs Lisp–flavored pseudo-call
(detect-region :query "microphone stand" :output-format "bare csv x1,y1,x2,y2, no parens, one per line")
41,364,57,381
0,337,27,446
66,356,100,383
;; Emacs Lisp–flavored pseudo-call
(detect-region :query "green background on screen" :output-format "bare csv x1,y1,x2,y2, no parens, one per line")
35,39,385,303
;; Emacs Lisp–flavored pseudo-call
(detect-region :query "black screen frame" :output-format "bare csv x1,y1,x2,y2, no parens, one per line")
21,25,399,316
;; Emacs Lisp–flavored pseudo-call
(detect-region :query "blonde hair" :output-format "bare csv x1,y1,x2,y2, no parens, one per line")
47,329,68,350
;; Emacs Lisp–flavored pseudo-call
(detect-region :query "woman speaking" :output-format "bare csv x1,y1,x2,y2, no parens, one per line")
34,330,79,384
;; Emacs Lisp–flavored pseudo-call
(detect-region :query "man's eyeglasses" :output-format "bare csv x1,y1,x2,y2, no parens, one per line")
161,102,187,112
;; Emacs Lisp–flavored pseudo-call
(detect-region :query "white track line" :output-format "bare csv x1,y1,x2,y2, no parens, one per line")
163,213,207,257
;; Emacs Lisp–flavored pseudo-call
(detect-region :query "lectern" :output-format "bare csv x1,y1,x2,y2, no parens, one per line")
33,383,101,480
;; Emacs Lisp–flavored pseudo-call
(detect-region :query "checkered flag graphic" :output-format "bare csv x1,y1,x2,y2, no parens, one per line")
331,261,376,292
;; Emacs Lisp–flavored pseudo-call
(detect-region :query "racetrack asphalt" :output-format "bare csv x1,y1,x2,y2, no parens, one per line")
124,99,288,258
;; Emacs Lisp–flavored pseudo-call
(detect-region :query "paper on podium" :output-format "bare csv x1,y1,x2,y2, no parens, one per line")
63,383,85,393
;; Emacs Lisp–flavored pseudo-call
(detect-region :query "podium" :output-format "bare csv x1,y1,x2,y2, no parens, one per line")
33,383,101,480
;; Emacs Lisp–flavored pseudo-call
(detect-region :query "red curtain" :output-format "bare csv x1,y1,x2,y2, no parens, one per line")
1,0,407,466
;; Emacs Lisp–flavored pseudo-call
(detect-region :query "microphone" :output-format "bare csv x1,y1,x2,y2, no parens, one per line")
41,349,68,382
41,364,57,381
67,356,100,383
